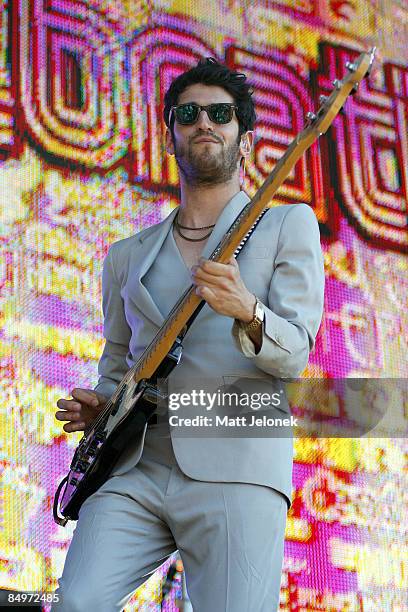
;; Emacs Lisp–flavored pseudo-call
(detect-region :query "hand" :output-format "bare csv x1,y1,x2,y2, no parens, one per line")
191,256,256,322
56,388,108,433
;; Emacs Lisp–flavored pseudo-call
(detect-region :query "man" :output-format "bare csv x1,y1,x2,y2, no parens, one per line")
54,58,325,611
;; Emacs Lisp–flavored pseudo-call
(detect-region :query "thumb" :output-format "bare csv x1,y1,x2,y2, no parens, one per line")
93,391,109,405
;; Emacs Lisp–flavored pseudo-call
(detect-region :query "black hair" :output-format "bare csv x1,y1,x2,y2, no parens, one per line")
163,57,256,138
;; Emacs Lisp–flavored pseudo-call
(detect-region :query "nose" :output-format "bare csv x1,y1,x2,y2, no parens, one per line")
195,108,214,129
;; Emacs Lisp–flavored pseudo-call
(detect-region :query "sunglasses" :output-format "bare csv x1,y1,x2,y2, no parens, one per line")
169,102,238,125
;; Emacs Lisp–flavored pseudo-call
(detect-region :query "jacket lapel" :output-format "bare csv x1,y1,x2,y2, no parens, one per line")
128,191,250,328
129,207,179,327
200,191,251,259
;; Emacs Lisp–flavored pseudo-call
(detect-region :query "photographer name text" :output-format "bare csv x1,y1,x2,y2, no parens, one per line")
169,415,298,427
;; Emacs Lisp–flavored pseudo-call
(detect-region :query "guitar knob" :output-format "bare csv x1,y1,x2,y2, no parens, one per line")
306,112,317,122
319,95,328,105
345,61,357,72
332,79,341,89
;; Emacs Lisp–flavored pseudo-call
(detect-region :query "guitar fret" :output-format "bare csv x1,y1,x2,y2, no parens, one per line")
118,48,375,392
54,48,376,525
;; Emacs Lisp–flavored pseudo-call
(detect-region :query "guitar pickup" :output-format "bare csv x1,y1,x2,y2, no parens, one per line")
110,385,127,417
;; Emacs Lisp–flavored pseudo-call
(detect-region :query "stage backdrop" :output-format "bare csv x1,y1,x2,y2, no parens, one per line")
0,1,407,610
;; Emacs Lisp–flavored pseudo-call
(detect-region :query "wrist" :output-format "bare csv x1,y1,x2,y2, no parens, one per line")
238,296,265,333
239,293,257,323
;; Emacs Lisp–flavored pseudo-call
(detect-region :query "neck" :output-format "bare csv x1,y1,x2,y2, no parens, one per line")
177,174,241,227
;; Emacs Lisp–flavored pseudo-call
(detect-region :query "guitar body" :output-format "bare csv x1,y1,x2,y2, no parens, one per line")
53,48,375,525
53,340,183,524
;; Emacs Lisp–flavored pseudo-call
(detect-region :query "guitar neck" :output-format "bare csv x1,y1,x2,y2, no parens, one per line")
110,47,374,392
129,131,313,384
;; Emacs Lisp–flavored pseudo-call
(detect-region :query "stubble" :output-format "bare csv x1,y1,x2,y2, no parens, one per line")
174,135,241,186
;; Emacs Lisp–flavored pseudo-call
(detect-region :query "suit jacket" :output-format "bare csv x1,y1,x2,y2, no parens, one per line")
94,191,325,507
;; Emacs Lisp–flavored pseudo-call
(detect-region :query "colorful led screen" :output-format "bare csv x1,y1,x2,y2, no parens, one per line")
0,1,407,610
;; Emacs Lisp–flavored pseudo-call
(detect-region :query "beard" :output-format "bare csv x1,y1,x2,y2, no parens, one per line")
174,134,241,186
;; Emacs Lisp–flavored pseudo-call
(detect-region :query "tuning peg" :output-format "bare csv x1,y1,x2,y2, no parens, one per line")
306,111,317,123
332,79,341,89
319,95,328,105
345,61,357,72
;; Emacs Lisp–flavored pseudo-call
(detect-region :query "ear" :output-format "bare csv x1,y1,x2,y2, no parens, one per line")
165,127,175,155
239,130,254,159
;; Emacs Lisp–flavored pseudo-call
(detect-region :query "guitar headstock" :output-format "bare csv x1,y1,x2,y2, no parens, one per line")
304,47,376,137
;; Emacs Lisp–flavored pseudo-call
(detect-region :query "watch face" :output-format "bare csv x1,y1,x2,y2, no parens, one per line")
255,301,265,322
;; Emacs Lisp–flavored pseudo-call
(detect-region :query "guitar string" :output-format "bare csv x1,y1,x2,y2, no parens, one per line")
83,203,264,438
84,54,375,436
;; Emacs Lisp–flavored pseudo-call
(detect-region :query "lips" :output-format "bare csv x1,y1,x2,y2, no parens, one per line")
193,137,219,144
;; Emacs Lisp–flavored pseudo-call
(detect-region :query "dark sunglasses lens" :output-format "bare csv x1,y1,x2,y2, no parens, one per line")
208,104,233,123
175,103,200,124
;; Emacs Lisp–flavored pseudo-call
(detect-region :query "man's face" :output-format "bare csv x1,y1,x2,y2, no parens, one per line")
167,83,243,186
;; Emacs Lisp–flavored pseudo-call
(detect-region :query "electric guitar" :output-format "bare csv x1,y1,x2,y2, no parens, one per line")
53,48,376,525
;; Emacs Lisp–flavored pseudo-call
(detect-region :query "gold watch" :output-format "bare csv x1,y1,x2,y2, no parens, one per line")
240,297,265,333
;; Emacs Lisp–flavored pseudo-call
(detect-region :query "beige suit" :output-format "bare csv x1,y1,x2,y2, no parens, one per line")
55,191,325,612
94,191,325,507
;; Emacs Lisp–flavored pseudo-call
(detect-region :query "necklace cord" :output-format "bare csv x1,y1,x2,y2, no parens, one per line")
174,213,215,242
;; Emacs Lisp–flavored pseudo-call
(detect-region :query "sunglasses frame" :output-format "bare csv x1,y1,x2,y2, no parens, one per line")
169,102,238,126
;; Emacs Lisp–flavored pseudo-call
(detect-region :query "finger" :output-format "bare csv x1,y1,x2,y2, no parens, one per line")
196,258,235,277
63,421,86,433
192,266,233,286
194,280,224,296
192,270,227,289
56,399,81,411
195,285,217,301
229,256,238,268
71,388,99,406
55,410,83,422
95,391,109,404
